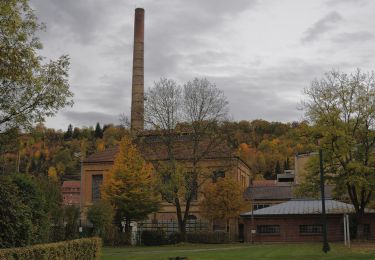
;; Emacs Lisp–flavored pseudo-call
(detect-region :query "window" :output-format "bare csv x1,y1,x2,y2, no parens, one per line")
92,174,103,202
257,225,280,234
185,173,198,201
299,225,322,234
212,170,225,183
253,204,270,210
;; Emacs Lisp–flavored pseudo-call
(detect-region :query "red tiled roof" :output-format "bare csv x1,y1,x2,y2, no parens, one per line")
62,181,81,188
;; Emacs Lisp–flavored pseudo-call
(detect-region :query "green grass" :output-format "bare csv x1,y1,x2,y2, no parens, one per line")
101,242,375,260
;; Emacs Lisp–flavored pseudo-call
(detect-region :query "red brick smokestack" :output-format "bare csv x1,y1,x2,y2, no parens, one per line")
131,8,144,132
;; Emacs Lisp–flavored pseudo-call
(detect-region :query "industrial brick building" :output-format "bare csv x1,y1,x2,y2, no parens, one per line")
241,199,375,243
80,8,252,240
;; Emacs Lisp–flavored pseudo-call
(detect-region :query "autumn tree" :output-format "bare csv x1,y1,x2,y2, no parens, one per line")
102,136,159,237
200,177,248,237
302,69,375,237
0,0,73,131
144,78,229,239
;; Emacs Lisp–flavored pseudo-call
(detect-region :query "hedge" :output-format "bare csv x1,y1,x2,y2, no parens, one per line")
0,237,101,260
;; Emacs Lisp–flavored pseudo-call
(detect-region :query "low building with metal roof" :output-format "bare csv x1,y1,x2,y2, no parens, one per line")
241,199,375,243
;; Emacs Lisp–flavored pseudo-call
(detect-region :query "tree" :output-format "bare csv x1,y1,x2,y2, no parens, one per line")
102,136,159,237
200,177,248,236
302,69,375,237
0,0,73,131
275,161,282,175
144,77,229,239
0,176,33,248
64,124,73,140
87,200,114,236
94,122,103,139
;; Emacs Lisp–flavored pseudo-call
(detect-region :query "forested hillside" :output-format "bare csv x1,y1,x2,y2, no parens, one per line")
0,120,315,181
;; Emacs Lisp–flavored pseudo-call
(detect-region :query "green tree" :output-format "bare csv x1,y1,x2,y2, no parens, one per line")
102,136,159,238
64,124,73,140
87,200,114,236
0,0,73,131
94,122,103,139
0,176,33,248
302,69,375,237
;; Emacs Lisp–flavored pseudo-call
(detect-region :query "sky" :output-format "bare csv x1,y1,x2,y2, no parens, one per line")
29,0,375,131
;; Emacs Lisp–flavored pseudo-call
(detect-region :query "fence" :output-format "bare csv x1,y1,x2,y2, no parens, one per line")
137,219,209,235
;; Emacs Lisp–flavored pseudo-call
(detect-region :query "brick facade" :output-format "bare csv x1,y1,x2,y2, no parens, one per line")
243,214,375,243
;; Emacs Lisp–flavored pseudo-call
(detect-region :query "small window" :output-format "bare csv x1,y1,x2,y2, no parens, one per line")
254,204,270,210
299,225,322,234
212,170,225,182
257,225,280,234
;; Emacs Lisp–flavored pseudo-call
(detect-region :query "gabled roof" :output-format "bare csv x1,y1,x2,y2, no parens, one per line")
241,199,375,217
83,133,241,164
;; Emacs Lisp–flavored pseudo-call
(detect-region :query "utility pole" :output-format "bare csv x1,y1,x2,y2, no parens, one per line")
319,148,330,253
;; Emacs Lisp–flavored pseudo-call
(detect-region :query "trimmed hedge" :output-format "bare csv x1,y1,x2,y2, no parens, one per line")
186,231,229,244
0,237,101,260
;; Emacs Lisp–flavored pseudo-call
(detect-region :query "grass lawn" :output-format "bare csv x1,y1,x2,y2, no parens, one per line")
101,242,375,260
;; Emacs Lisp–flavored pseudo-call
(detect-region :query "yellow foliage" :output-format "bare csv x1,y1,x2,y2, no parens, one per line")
48,167,58,182
102,136,159,221
200,177,249,221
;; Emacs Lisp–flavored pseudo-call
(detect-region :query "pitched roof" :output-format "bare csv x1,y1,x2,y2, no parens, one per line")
241,199,375,217
244,185,295,200
83,133,238,163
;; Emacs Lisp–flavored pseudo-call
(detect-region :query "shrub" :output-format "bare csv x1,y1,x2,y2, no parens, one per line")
168,232,183,244
87,201,114,237
0,237,101,260
102,225,130,246
141,230,166,246
186,231,229,244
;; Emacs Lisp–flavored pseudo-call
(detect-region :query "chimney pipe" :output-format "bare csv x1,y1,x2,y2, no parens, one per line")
131,8,145,132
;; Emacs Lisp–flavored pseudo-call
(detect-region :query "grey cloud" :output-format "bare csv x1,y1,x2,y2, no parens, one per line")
326,0,368,7
62,111,119,127
331,31,373,43
301,12,343,43
30,0,128,44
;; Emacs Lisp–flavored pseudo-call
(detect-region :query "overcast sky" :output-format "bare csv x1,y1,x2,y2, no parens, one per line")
30,0,375,130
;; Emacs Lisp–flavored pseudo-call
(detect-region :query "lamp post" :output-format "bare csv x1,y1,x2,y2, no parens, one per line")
319,147,330,253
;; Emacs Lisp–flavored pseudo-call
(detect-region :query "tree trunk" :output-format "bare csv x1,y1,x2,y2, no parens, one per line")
125,218,132,243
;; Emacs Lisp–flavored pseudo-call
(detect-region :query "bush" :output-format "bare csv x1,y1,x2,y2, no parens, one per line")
168,232,183,244
87,201,114,237
102,225,130,246
0,237,101,260
141,230,167,246
186,231,229,244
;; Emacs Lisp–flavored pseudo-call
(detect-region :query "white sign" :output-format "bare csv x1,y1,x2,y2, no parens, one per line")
251,229,256,234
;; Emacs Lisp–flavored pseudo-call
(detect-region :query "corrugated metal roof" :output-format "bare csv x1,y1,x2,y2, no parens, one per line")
241,199,375,217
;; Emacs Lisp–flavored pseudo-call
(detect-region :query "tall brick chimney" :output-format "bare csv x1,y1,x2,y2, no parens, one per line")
131,8,145,132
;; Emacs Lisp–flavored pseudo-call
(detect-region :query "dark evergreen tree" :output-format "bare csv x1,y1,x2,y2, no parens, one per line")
284,157,290,170
64,124,73,140
275,161,282,175
94,122,103,139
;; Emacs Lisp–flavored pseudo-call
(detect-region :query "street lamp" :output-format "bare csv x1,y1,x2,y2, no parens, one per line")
319,147,330,253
